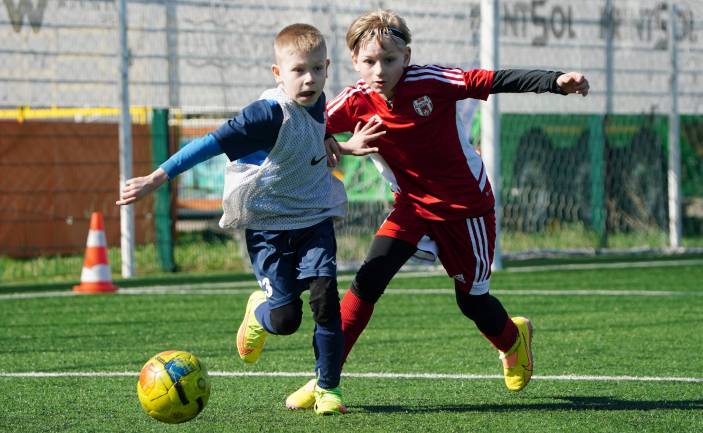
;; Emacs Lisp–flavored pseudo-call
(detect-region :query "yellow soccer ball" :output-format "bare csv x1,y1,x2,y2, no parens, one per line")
136,350,211,424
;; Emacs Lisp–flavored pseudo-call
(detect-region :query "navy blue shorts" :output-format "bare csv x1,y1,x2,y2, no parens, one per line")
245,218,337,309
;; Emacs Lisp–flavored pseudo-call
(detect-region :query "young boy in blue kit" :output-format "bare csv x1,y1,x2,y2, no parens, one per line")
116,23,383,415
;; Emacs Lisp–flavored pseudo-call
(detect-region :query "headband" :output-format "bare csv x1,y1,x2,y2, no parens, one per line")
387,27,409,44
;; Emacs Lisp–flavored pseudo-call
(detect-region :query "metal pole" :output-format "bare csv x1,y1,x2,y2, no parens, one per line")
329,1,342,96
118,0,135,277
166,0,179,108
481,0,502,270
593,0,613,248
667,0,682,249
605,0,614,115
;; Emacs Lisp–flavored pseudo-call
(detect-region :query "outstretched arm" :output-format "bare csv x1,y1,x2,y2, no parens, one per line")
116,133,222,206
116,168,169,206
490,69,589,96
116,98,285,205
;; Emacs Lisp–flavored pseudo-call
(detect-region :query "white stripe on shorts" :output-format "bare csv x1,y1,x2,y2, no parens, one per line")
467,217,490,285
466,218,482,285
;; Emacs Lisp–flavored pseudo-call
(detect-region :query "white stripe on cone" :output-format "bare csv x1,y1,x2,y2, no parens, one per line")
86,230,107,247
80,264,113,283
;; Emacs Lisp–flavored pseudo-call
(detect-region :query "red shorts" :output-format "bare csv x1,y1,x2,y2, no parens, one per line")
377,206,496,294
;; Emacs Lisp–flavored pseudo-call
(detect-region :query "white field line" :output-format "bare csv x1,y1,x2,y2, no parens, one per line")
504,258,703,272
116,288,703,297
1,286,700,300
2,259,702,301
1,370,701,383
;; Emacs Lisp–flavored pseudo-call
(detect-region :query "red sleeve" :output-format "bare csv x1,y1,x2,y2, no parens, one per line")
463,69,494,101
405,65,494,102
326,87,356,134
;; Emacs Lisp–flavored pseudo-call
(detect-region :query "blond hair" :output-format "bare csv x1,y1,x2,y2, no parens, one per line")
274,23,326,61
346,10,411,54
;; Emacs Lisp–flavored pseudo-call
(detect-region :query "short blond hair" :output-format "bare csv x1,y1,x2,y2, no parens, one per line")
346,10,411,54
274,23,326,61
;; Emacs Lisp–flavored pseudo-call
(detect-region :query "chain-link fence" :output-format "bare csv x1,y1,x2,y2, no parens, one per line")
1,0,701,283
496,0,703,255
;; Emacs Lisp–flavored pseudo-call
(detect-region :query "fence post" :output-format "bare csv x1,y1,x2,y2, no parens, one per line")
118,0,135,277
481,0,502,270
668,0,682,249
151,108,177,272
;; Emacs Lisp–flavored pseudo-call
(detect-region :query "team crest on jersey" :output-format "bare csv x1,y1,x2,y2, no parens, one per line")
412,96,433,117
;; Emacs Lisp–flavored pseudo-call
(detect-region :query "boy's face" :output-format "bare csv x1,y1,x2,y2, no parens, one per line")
272,46,329,107
352,36,410,100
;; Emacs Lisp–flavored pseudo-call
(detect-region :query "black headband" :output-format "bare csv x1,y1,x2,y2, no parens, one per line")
386,27,409,44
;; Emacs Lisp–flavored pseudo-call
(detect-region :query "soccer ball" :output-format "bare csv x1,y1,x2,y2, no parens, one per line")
136,350,211,423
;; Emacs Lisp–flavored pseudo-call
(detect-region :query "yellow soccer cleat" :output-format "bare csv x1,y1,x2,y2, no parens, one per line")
236,290,269,364
499,316,534,392
313,384,348,415
285,378,316,410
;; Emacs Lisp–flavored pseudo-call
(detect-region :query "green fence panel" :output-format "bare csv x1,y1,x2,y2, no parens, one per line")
589,115,606,247
151,108,177,272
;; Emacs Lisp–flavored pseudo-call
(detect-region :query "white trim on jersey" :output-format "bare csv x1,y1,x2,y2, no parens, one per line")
478,164,488,192
403,65,466,86
403,73,465,86
455,106,488,191
328,81,368,106
327,83,371,116
369,153,400,193
326,87,354,115
405,65,464,79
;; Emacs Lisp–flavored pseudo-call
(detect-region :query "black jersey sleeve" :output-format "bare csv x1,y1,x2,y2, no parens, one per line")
490,69,566,95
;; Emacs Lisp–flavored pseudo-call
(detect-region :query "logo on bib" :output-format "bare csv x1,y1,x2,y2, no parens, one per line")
310,155,326,165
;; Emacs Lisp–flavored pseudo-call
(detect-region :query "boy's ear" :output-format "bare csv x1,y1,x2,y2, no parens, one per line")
271,64,281,83
325,58,330,78
403,47,411,67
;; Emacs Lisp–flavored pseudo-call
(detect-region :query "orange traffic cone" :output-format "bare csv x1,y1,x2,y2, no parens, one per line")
73,212,119,293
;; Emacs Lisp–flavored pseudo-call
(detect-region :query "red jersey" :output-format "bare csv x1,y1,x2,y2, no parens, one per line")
326,65,496,221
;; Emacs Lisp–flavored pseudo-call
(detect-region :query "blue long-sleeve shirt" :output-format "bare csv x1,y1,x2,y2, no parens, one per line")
160,94,326,179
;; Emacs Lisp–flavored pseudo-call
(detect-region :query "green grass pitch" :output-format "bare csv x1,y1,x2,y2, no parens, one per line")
1,262,702,432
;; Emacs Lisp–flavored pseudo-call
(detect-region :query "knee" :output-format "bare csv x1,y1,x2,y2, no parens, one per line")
269,300,303,335
308,277,341,325
351,262,389,304
351,236,415,304
455,290,486,321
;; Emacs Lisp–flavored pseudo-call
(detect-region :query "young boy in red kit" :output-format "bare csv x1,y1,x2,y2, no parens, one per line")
285,9,590,410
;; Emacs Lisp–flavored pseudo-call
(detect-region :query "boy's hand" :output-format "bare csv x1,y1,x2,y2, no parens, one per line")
325,136,341,167
116,168,168,206
339,115,385,156
557,72,590,97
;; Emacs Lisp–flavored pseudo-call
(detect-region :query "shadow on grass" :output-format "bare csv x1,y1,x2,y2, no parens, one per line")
357,396,703,414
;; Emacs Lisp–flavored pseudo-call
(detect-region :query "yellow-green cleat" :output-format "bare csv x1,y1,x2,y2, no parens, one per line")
499,316,534,392
236,290,269,364
285,378,316,410
314,384,348,415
